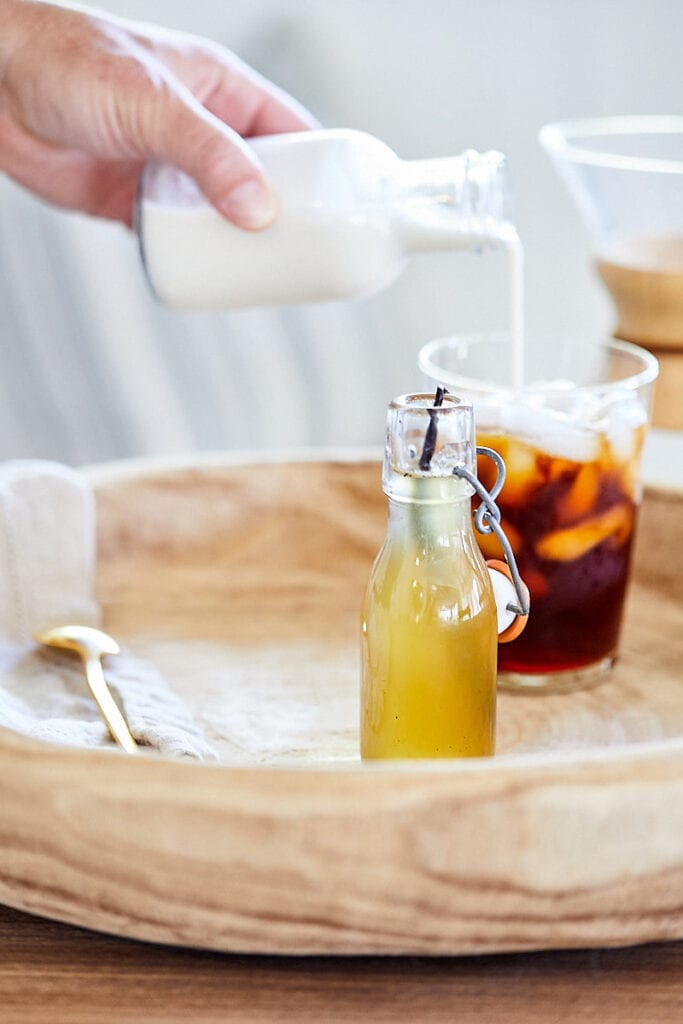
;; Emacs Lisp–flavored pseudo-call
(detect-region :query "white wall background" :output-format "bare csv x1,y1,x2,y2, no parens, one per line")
1,0,681,464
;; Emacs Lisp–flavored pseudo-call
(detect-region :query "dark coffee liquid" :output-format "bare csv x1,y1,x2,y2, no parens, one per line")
476,431,642,674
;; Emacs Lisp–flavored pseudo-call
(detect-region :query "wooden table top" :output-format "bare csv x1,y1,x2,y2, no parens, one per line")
3,904,683,1023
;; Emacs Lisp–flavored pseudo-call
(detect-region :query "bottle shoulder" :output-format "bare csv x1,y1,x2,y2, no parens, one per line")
365,528,495,621
246,129,398,183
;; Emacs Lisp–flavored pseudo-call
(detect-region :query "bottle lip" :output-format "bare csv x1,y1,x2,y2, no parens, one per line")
389,392,473,413
383,391,476,497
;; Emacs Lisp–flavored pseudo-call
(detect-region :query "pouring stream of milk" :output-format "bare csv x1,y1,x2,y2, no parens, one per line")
499,223,525,391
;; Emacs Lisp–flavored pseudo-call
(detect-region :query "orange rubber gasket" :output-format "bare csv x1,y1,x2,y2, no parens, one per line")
486,558,530,644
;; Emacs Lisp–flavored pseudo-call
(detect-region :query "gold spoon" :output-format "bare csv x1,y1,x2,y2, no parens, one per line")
35,625,138,754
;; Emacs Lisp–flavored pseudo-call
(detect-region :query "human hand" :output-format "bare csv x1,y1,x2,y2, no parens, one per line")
0,0,318,228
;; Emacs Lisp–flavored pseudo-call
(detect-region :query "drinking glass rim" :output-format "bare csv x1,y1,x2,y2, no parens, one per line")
539,116,683,175
418,335,659,397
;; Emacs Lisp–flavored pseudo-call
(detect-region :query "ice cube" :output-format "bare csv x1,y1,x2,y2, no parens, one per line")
473,399,505,433
498,436,544,506
500,402,599,464
557,464,600,525
601,395,648,463
431,440,474,473
535,503,633,562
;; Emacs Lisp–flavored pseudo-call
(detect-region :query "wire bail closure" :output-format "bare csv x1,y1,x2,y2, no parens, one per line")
453,446,531,619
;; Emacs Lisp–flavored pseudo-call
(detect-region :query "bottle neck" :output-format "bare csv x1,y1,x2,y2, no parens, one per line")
385,475,474,544
393,149,512,253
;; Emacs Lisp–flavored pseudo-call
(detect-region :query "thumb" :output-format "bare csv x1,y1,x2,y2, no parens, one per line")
149,93,278,230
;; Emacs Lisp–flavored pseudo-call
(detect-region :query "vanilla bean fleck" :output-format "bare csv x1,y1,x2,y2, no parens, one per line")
419,387,449,471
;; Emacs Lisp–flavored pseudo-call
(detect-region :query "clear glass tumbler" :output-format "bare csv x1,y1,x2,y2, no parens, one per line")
418,333,658,693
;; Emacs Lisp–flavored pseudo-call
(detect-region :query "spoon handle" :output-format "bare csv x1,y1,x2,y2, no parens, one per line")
84,657,138,754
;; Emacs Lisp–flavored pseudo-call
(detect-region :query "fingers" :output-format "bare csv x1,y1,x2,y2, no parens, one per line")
0,116,141,224
134,31,320,138
153,64,319,228
148,88,279,229
199,57,320,138
129,41,320,228
248,86,320,137
2,0,319,230
207,80,317,138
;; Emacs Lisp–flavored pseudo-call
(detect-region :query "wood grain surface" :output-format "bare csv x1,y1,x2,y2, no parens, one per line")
2,903,683,1024
1,456,683,957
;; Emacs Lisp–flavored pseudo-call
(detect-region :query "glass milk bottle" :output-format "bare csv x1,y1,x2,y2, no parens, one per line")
137,129,512,309
361,393,498,760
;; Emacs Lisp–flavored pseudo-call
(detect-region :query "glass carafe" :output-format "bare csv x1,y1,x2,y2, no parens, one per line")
540,116,683,429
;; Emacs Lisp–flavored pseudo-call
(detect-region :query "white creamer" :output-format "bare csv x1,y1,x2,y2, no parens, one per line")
137,129,517,310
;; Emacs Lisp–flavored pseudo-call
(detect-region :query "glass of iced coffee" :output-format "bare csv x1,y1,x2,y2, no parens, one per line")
418,334,658,692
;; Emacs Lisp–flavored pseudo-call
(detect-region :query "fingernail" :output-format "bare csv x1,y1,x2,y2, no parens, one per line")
220,179,277,230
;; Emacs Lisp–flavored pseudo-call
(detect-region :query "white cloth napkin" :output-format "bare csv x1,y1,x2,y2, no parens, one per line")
0,460,216,760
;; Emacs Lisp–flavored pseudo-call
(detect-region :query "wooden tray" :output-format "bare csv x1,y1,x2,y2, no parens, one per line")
1,454,683,956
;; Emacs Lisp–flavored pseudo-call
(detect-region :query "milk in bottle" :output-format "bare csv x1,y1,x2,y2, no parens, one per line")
137,129,517,310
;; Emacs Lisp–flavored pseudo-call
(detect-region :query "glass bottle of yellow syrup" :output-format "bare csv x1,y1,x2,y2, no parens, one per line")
361,391,528,759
